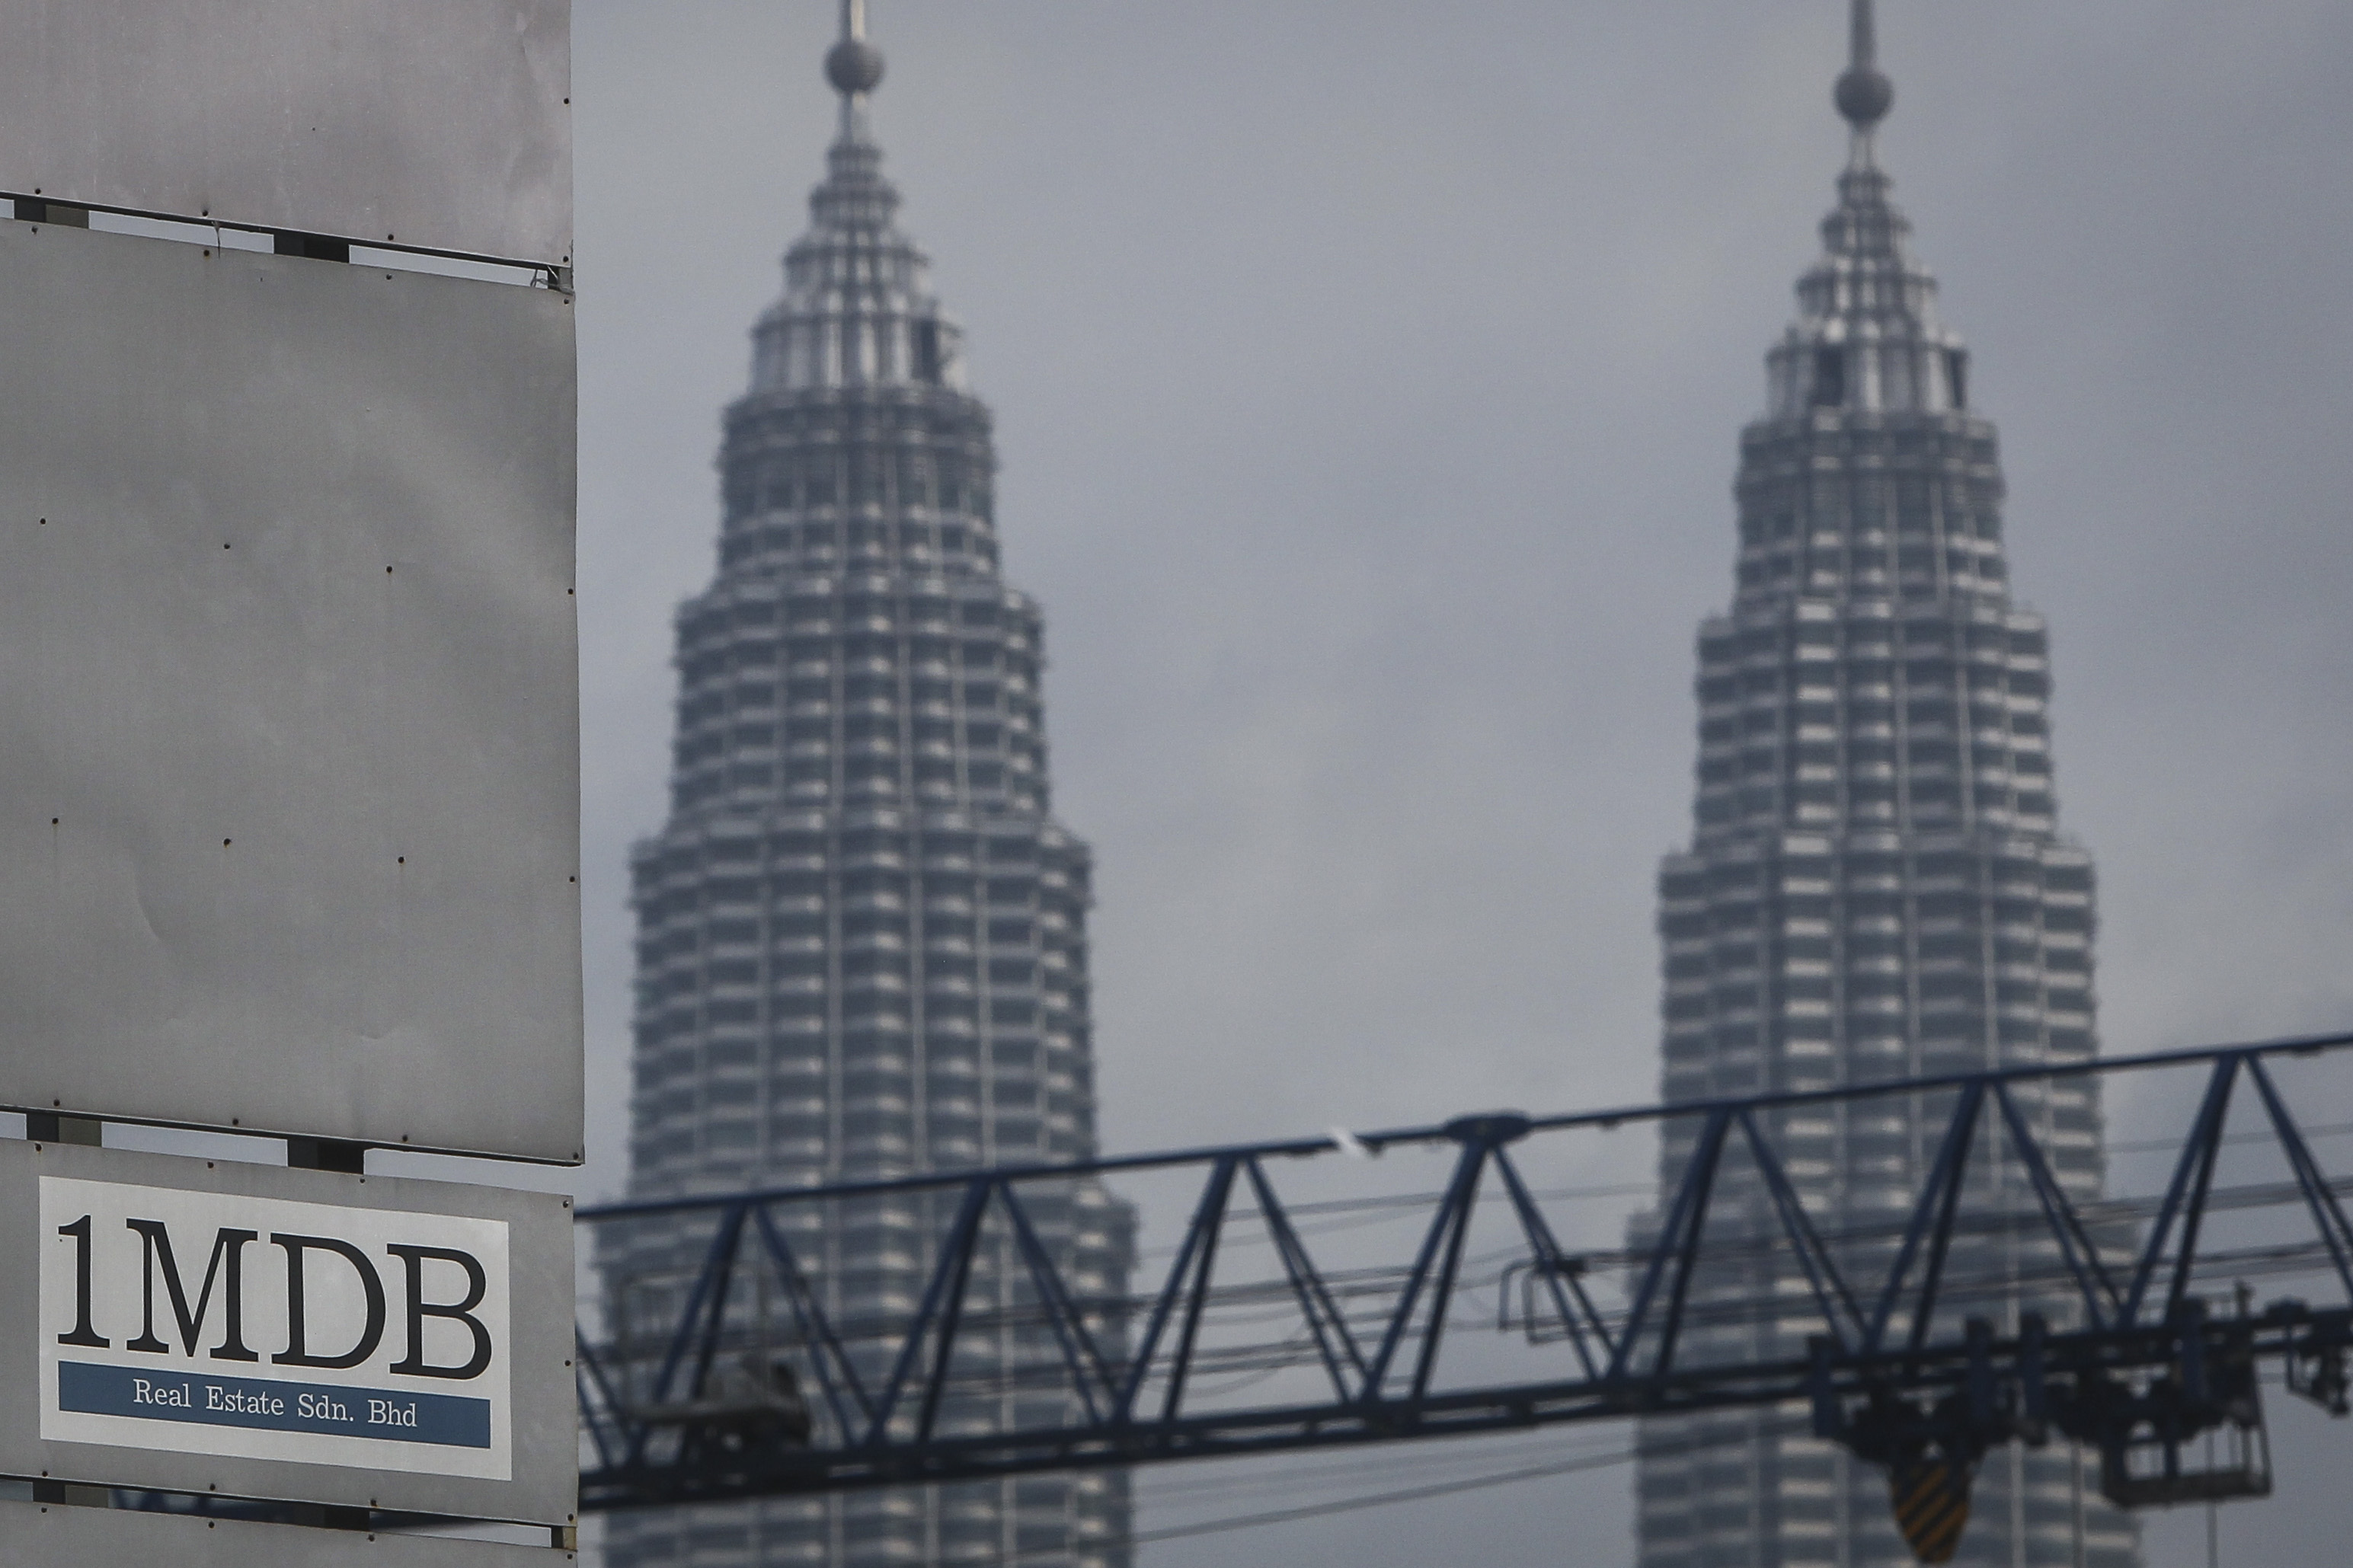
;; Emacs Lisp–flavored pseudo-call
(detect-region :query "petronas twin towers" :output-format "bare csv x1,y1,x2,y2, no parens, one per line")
615,5,2133,1566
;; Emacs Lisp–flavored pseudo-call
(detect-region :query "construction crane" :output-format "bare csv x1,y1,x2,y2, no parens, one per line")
575,1032,2353,1562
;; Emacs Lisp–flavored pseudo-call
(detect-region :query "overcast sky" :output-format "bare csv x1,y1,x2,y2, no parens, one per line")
563,3,2353,1563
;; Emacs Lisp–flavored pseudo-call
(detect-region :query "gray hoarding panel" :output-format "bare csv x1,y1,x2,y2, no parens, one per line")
0,219,582,1164
0,1499,564,1565
0,1142,577,1525
0,0,571,266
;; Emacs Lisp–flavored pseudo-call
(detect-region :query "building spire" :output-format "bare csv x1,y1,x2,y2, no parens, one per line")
825,0,885,143
1833,0,1894,160
751,0,964,398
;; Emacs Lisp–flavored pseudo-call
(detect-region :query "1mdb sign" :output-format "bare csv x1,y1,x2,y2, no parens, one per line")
0,1142,575,1524
40,1176,512,1479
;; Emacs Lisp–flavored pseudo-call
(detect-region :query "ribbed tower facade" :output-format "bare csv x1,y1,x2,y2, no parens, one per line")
603,11,1131,1566
1634,8,2140,1566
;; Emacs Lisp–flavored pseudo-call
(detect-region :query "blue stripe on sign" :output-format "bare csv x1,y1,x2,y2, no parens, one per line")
57,1361,491,1449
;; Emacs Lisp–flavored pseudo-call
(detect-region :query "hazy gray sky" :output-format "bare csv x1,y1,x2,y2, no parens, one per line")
564,3,2353,1562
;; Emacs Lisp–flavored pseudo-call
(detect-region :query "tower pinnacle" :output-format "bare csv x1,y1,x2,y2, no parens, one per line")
1833,0,1894,138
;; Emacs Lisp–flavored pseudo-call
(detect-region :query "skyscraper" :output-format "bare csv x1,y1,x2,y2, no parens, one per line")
1636,7,2140,1565
603,6,1131,1564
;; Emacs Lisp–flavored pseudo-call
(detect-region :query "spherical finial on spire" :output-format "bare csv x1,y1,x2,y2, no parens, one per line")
1835,0,1891,129
826,37,884,96
1835,63,1893,129
828,0,883,97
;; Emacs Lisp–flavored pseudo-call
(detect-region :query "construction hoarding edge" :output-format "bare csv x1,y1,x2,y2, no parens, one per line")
0,1495,565,1564
0,219,583,1163
0,0,571,265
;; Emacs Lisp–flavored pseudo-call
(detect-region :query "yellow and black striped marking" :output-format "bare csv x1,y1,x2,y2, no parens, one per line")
1889,1458,1972,1564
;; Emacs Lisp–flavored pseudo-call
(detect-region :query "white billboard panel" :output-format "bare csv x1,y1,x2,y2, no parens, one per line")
40,1177,513,1481
0,1141,574,1524
0,1497,562,1565
0,218,582,1163
0,0,571,265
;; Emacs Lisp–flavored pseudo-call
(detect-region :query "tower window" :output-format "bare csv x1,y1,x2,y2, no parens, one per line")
1945,348,1969,410
1811,346,1846,408
913,320,942,384
804,455,837,507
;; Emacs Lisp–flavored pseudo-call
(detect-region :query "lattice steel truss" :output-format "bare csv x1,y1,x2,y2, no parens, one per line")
577,1032,2353,1534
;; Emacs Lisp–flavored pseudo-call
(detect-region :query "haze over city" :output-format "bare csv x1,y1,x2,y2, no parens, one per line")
562,4,2353,1562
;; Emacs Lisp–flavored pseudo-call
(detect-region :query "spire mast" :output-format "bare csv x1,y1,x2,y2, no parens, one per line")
1849,0,1875,71
826,0,885,142
1833,0,1894,164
